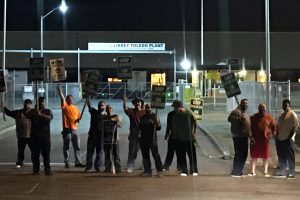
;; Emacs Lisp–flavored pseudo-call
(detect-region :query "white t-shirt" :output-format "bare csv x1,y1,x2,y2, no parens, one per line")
277,109,299,141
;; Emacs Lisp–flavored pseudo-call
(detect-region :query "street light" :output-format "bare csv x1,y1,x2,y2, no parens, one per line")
40,0,68,57
180,58,191,83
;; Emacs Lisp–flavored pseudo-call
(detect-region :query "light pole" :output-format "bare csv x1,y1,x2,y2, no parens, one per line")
40,0,68,57
181,58,191,83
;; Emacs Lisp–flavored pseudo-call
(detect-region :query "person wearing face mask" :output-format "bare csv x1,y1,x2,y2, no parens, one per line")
248,103,276,177
228,99,253,177
2,99,35,168
274,99,299,179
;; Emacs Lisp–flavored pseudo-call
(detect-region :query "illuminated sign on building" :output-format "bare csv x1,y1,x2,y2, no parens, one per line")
88,43,166,51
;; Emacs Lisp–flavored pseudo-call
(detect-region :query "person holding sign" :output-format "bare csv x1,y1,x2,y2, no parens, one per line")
103,105,121,173
85,96,106,172
139,104,163,177
31,97,53,175
228,99,253,177
123,96,145,173
2,99,35,168
57,85,85,168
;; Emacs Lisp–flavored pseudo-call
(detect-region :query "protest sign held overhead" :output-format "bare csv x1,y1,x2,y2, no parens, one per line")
28,57,44,81
151,85,166,109
220,72,241,98
117,56,132,80
50,58,66,81
83,73,102,96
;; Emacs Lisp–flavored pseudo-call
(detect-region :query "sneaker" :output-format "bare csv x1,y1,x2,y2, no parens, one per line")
75,163,85,168
127,168,133,173
162,166,169,171
180,173,188,177
192,172,199,176
140,172,152,177
157,171,164,178
247,173,256,177
287,174,295,179
273,174,286,179
16,165,22,169
231,174,242,178
264,173,270,177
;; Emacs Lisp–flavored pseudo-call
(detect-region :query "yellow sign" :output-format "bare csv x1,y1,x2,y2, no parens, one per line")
207,71,220,81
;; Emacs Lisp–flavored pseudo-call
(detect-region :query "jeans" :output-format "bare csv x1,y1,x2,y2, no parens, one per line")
62,129,82,164
85,135,102,170
103,142,121,172
17,137,33,166
176,140,198,174
232,137,248,175
163,138,179,170
32,136,51,172
140,141,163,173
127,128,140,169
276,138,295,176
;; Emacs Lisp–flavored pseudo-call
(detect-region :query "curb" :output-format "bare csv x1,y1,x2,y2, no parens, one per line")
198,125,231,158
0,125,16,135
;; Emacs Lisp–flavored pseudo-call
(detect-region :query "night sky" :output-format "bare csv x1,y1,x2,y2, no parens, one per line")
0,0,300,32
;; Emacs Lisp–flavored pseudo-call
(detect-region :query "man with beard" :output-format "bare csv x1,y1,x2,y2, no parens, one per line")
123,96,145,173
228,99,253,177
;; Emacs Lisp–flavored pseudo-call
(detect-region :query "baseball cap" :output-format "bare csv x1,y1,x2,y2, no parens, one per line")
171,100,183,107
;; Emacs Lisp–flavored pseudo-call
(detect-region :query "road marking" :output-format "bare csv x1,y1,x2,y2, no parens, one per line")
26,183,40,195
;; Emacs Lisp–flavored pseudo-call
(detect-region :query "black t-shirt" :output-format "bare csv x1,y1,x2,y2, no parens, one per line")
31,108,53,138
88,108,105,137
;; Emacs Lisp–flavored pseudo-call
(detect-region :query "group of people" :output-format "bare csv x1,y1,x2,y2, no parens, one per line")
3,89,298,179
228,99,299,179
2,97,53,175
2,85,199,177
123,97,198,177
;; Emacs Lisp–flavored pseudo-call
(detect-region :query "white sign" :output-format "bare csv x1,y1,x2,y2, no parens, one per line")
50,58,66,81
88,43,165,51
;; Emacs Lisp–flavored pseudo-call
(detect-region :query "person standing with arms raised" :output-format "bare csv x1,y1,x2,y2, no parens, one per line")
123,96,145,173
85,96,106,172
57,85,85,168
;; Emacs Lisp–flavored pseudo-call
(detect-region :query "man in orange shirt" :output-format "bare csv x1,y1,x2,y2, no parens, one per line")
57,86,85,168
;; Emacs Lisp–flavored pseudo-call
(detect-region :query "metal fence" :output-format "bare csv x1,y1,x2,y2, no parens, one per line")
226,81,300,118
3,77,300,119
